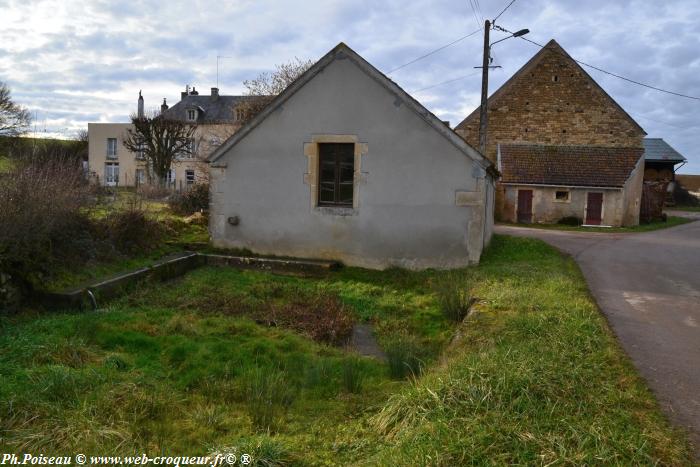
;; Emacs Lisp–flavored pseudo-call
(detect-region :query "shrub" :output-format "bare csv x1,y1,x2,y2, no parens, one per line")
168,183,210,215
673,183,700,207
384,337,424,380
265,291,355,345
341,356,365,394
433,273,474,322
0,156,92,288
557,216,583,226
102,204,165,254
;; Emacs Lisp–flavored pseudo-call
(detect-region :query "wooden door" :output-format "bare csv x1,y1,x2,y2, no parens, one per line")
517,190,533,224
586,192,603,225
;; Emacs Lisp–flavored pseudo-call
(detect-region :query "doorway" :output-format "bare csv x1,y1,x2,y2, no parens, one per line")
517,189,533,223
585,192,603,225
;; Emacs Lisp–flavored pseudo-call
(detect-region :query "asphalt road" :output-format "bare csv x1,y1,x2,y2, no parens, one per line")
496,215,700,457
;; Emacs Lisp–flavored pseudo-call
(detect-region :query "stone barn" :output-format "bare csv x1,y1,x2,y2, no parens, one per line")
207,43,495,269
455,39,647,226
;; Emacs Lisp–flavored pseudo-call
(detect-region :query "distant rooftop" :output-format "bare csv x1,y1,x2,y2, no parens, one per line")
164,87,254,124
643,138,687,163
499,143,644,188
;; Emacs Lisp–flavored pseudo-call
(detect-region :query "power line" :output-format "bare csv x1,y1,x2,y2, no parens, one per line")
633,113,697,130
493,0,517,22
467,0,482,30
520,37,700,101
386,27,482,74
413,71,482,93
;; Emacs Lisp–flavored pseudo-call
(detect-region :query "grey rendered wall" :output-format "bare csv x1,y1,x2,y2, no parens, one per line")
503,185,626,226
209,57,490,269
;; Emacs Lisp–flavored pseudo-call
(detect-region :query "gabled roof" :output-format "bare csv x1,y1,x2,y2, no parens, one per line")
208,43,491,171
499,143,644,188
455,39,646,135
165,95,253,124
643,138,687,163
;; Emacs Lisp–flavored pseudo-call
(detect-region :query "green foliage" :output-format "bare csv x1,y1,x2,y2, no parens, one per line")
240,366,298,432
341,356,365,394
384,336,424,380
433,271,474,322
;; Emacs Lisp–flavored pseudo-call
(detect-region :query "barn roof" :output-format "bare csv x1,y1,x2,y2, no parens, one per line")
643,138,687,163
499,143,644,188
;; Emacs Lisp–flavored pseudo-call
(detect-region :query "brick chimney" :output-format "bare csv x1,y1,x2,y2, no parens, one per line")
181,85,190,100
190,86,199,96
211,87,219,100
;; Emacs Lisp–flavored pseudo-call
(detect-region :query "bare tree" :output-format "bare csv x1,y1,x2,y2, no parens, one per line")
0,82,31,137
123,110,196,184
239,57,314,123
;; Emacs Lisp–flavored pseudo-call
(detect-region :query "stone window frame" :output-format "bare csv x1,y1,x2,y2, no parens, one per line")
303,134,368,214
554,189,571,203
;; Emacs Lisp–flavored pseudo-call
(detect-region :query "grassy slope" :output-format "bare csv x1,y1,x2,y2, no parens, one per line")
369,236,693,465
0,156,14,173
499,215,691,233
0,236,693,464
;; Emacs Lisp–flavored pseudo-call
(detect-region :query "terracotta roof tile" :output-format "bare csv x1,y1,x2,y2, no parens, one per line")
499,144,644,188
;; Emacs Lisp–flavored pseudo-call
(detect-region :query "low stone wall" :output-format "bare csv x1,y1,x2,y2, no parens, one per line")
34,253,340,311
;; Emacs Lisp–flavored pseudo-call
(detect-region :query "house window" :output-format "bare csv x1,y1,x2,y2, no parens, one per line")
166,169,176,186
235,107,246,122
187,109,197,121
135,168,146,185
318,143,354,207
136,141,145,160
186,169,195,185
182,138,196,159
555,190,570,202
106,138,117,157
104,162,119,186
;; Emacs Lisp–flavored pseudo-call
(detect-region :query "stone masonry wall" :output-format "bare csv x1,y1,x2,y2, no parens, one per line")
456,44,645,163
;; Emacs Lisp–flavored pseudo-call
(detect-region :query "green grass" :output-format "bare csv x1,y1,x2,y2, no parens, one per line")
0,236,693,464
500,215,691,233
673,205,700,212
0,155,14,173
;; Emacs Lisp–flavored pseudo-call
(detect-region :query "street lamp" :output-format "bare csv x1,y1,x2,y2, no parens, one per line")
478,22,529,155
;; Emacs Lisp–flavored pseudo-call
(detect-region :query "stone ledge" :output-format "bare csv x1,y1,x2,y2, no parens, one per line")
35,253,341,311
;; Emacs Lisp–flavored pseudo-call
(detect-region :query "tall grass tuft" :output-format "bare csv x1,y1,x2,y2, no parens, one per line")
384,337,423,380
241,367,297,432
433,272,475,322
211,435,294,466
341,356,364,394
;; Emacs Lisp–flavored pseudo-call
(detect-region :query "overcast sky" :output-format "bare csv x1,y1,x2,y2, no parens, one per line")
1,0,698,172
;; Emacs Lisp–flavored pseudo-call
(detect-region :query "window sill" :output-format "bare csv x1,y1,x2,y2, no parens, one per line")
315,206,356,216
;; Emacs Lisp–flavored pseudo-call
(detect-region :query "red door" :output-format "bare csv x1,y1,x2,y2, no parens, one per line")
517,190,533,224
586,192,603,225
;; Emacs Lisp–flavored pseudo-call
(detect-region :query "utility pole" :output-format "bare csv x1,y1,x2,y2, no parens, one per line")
478,19,491,155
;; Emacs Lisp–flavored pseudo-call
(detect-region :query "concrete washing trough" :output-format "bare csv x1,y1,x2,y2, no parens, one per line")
37,252,340,311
